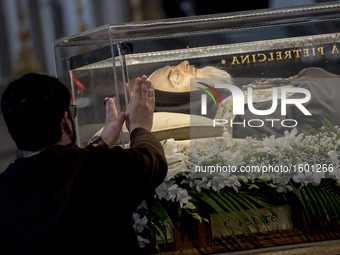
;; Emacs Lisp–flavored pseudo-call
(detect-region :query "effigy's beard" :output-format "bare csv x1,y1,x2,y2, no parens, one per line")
198,66,233,85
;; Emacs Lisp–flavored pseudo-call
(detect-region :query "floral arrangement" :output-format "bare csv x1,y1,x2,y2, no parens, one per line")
133,118,340,251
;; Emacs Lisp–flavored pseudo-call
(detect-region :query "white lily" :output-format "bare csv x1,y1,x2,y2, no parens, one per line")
162,139,189,180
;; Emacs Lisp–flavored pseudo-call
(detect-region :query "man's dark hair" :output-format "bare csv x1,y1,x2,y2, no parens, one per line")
1,73,71,151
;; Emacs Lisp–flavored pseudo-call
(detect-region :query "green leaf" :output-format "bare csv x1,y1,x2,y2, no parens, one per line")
244,195,277,217
305,186,322,218
310,186,331,222
239,175,249,184
249,184,260,190
149,200,174,247
319,185,340,222
290,183,311,223
186,211,209,223
321,116,340,138
301,187,317,223
224,192,261,234
212,192,253,236
235,193,270,228
153,199,174,228
193,191,239,239
150,221,167,246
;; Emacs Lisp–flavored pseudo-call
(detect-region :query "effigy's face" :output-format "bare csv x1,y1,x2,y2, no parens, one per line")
149,60,196,92
149,60,231,92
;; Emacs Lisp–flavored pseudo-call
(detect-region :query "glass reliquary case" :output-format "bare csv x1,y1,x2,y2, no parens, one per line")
54,1,340,148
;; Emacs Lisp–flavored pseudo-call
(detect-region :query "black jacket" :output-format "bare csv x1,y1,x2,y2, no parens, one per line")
0,128,167,255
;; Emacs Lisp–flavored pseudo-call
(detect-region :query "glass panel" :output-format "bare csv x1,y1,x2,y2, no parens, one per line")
53,2,340,147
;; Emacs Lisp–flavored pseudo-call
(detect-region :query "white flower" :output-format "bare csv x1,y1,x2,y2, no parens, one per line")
162,138,178,155
132,213,149,233
284,128,300,142
137,235,150,248
247,173,257,184
258,174,271,182
222,149,245,166
293,171,311,188
156,181,192,207
292,167,325,188
224,175,241,192
263,135,281,149
195,177,209,192
176,189,191,208
273,176,293,193
180,178,194,187
166,156,189,180
155,182,168,200
167,184,191,208
207,177,225,192
311,170,325,186
282,128,302,150
328,149,339,168
162,139,189,180
137,200,148,210
257,147,272,153
167,184,179,202
329,165,340,184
